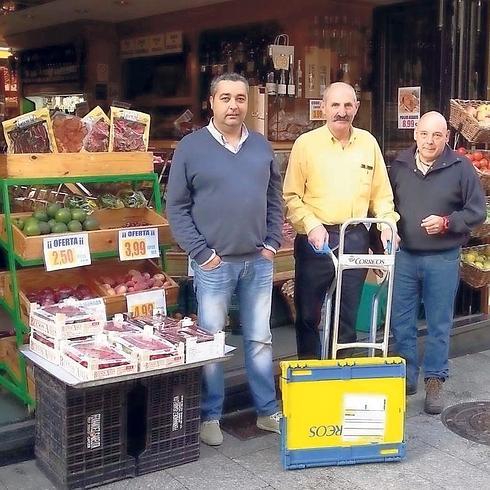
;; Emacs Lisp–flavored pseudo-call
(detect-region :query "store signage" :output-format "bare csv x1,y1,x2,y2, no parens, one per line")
118,228,160,261
398,86,421,129
120,31,183,59
43,233,91,272
126,289,167,317
309,99,326,121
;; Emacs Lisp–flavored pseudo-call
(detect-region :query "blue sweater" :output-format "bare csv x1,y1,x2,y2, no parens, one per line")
166,128,283,264
389,144,486,252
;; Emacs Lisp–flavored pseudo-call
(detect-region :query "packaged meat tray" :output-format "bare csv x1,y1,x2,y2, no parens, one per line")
157,320,225,364
52,112,87,153
103,314,142,340
127,314,183,331
109,107,150,152
29,330,64,365
82,106,110,152
113,329,184,371
2,108,57,154
29,300,106,339
61,337,137,381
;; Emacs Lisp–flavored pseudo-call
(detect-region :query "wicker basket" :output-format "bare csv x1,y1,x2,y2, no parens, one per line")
460,244,490,289
477,168,490,194
449,99,490,143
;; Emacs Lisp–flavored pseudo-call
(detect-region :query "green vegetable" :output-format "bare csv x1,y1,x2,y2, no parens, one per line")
117,190,148,208
98,193,124,209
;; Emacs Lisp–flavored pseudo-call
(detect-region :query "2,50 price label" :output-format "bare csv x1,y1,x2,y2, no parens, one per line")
119,228,159,261
43,233,91,272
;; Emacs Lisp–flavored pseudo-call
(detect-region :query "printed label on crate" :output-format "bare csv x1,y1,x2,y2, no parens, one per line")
172,383,185,435
342,394,386,441
118,228,159,261
43,233,91,272
126,288,167,317
86,413,102,449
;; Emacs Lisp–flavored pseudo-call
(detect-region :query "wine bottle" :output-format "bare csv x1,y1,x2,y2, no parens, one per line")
287,56,295,97
296,59,303,98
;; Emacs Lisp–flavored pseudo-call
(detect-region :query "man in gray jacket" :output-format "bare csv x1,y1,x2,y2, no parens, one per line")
166,73,283,446
389,111,486,414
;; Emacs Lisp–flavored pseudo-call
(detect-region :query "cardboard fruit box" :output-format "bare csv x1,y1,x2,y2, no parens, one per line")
0,207,170,261
89,258,179,316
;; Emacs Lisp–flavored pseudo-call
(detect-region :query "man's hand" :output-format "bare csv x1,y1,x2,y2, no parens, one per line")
307,225,328,251
380,228,400,252
260,248,275,261
421,215,444,235
200,255,222,271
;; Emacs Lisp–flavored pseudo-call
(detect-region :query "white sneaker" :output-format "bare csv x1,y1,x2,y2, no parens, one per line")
200,420,223,446
256,411,282,434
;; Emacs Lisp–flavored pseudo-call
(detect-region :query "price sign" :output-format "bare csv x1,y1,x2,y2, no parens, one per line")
119,228,159,261
126,289,167,317
43,233,91,272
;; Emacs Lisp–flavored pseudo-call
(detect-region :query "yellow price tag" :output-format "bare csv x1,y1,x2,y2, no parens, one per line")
118,228,159,261
121,238,147,259
130,302,154,317
47,248,76,267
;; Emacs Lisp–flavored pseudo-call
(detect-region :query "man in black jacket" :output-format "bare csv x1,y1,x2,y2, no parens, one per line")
389,111,486,415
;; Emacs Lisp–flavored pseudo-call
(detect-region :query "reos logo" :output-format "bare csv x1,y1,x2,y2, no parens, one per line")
309,425,343,437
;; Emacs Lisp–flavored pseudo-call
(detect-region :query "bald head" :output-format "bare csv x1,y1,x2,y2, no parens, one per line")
414,111,449,162
323,82,357,103
418,111,448,131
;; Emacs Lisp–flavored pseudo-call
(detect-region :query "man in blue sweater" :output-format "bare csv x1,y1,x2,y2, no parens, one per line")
166,73,283,446
389,111,486,414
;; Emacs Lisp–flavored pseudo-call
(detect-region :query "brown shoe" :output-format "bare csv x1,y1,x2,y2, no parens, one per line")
424,378,444,415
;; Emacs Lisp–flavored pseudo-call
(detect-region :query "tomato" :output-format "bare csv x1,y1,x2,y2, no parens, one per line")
472,151,483,161
456,147,467,155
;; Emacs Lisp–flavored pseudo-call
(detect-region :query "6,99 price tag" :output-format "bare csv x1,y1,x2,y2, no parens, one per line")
119,228,159,261
43,233,91,272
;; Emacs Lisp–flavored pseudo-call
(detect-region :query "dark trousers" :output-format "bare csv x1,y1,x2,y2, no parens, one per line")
294,225,369,359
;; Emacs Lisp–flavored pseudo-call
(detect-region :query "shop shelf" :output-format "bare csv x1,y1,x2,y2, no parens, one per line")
136,367,201,475
0,207,171,262
0,152,153,179
34,366,136,489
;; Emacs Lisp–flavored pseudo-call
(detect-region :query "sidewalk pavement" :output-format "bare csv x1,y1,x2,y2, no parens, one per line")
1,350,490,490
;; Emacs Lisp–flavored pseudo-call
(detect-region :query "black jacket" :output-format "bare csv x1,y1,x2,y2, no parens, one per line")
389,144,486,252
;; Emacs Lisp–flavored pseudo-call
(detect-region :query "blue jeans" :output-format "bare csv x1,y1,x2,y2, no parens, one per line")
391,248,461,387
192,256,278,421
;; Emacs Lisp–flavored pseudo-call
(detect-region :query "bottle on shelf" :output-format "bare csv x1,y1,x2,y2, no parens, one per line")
277,68,287,96
296,59,303,98
287,56,295,98
265,47,277,96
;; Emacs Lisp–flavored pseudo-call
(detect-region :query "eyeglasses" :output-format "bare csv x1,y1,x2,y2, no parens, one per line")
415,131,446,142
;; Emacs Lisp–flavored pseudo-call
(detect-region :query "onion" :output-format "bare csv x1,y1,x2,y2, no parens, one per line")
106,288,116,296
114,285,127,295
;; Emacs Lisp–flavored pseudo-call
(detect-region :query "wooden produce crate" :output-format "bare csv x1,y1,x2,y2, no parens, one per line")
0,207,170,261
166,246,295,278
0,267,99,326
449,99,490,143
89,259,179,316
460,244,490,289
0,152,153,178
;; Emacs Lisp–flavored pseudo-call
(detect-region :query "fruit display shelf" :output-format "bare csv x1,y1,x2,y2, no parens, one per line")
450,99,490,143
0,207,170,264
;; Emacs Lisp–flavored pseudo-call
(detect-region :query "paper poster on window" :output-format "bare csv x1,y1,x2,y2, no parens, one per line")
398,86,420,129
309,99,326,121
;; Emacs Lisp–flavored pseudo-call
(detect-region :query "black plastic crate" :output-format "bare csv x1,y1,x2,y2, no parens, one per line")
34,367,136,489
135,367,201,475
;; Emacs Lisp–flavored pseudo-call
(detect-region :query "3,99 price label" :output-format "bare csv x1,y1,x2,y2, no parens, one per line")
126,289,167,317
43,233,91,272
119,228,159,261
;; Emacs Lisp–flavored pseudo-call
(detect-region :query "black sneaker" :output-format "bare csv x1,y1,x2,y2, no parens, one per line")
424,377,444,415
